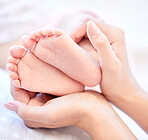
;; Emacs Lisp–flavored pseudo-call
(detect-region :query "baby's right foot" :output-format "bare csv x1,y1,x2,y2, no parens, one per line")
7,46,84,96
21,28,101,87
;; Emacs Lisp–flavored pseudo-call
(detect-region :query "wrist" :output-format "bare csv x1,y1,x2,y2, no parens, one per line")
75,100,109,139
75,92,136,140
74,92,110,139
108,75,142,104
77,103,136,140
109,79,148,132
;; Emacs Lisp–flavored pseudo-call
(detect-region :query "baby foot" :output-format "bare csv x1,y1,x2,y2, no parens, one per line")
7,46,84,96
21,28,101,87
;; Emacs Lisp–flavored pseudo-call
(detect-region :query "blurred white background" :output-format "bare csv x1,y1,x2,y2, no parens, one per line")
1,0,148,49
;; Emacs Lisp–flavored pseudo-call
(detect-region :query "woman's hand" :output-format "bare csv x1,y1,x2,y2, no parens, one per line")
5,90,136,140
71,20,148,133
71,19,138,100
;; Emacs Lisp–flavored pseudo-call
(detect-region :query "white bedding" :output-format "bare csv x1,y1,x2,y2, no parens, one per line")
0,69,148,140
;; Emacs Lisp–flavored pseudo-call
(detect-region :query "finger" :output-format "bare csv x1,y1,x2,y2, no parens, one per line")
95,22,125,45
24,95,55,128
70,15,103,43
87,20,117,67
4,101,43,121
10,82,30,104
70,22,87,43
5,93,85,128
4,100,55,124
94,22,126,60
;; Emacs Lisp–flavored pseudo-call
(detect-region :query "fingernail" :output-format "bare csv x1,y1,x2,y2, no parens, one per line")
4,102,16,111
87,20,100,35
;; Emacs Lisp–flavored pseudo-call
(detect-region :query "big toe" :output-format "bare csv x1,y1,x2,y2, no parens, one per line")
9,46,27,59
21,35,36,51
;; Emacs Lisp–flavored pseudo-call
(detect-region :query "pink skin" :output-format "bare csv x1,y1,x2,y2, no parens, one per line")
4,90,136,140
7,31,100,97
7,46,84,96
21,28,101,87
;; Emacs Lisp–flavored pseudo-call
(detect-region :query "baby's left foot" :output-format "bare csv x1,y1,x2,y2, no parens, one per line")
21,28,101,86
7,46,84,95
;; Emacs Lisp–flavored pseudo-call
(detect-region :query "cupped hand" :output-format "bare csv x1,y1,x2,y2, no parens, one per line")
5,88,136,139
5,90,105,129
70,19,139,102
6,83,96,129
6,83,53,127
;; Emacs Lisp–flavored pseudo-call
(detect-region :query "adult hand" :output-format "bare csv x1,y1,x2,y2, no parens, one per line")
70,19,137,101
5,90,136,140
8,83,53,126
71,19,148,133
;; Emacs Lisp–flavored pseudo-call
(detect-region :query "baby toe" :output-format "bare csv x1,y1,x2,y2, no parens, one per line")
9,72,18,80
7,63,17,72
29,31,40,41
42,28,53,36
7,57,19,64
35,28,44,36
21,35,36,52
9,46,27,59
52,28,64,36
12,79,21,88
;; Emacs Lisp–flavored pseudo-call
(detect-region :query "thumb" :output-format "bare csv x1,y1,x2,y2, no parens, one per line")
87,20,116,67
4,100,56,125
4,101,27,118
4,101,45,122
